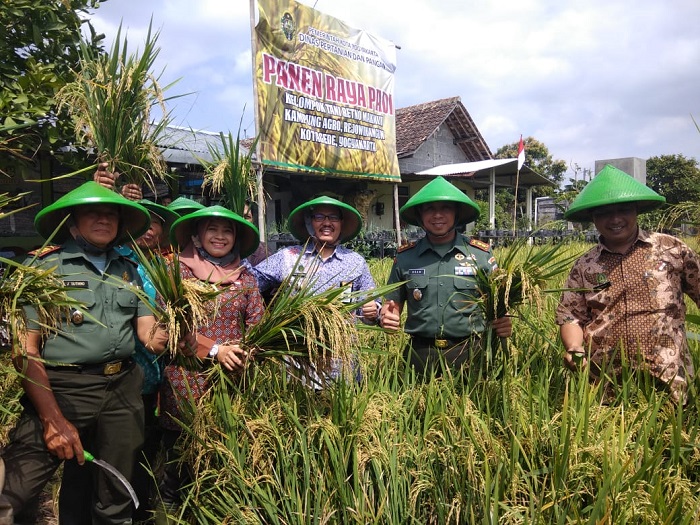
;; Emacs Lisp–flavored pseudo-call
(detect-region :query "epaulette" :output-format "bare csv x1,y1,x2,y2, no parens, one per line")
469,238,491,252
397,241,416,253
27,245,61,258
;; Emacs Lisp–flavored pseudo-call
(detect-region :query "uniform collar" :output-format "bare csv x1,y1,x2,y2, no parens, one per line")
62,239,123,266
416,233,469,256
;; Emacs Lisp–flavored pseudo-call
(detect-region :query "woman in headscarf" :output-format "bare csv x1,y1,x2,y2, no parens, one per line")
157,205,264,518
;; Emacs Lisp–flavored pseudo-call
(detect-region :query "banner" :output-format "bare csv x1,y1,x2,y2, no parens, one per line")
254,0,400,181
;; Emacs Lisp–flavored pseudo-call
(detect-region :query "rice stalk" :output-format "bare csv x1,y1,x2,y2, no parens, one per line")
200,123,260,214
130,243,223,354
0,192,34,220
55,19,181,193
0,256,86,350
470,235,583,321
240,247,401,380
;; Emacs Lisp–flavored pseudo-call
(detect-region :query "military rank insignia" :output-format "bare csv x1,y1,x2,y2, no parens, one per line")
469,239,491,252
397,241,416,253
454,265,476,276
28,245,61,258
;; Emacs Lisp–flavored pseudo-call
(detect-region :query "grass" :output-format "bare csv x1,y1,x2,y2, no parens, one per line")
2,240,700,523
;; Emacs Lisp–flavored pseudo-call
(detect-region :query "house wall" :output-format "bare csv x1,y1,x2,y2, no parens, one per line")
594,157,646,184
398,123,469,174
357,122,476,232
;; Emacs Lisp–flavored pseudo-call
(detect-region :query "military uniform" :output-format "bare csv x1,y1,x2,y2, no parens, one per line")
386,234,497,373
3,240,151,524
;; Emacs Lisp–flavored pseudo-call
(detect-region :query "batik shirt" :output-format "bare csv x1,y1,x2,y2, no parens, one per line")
556,229,699,394
160,264,263,431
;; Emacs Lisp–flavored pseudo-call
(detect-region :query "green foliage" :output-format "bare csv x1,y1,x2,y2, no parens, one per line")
143,242,700,524
473,198,509,231
200,126,259,215
647,154,700,205
0,0,105,168
171,319,700,524
495,136,568,194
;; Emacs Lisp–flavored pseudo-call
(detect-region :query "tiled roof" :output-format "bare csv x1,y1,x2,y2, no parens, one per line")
395,96,492,161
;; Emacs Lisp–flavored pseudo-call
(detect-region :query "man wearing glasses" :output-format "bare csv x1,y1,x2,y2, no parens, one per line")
252,196,379,385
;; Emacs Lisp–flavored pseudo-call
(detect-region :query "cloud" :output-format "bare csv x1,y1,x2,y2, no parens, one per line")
89,0,700,182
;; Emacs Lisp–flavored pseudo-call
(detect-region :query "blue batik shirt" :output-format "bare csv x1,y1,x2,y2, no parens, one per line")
252,243,378,319
115,245,163,395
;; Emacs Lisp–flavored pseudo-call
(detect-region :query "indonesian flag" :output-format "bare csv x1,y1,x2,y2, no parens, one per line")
517,134,525,171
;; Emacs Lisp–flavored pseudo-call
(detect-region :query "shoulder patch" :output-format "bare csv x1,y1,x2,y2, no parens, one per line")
469,238,491,252
397,241,416,253
28,245,61,258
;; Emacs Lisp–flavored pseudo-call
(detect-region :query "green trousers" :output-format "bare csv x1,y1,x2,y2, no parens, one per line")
2,363,144,524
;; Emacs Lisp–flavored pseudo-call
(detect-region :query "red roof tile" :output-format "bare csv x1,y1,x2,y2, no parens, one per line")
396,96,492,161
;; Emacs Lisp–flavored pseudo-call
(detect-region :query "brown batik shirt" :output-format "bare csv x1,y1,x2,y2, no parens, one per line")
556,229,699,395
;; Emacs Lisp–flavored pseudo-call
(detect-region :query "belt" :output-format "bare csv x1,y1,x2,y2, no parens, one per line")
411,336,477,350
44,358,133,376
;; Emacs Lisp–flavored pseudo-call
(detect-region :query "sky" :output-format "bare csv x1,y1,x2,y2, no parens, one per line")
88,0,700,183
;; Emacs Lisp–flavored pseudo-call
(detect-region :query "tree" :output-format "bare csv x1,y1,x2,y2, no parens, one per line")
495,137,567,194
476,137,567,228
0,0,105,171
646,154,700,205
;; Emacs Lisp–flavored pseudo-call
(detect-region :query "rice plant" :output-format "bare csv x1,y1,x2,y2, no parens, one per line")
0,212,90,351
130,244,222,354
56,19,180,193
200,124,260,214
5,239,700,524
162,239,700,524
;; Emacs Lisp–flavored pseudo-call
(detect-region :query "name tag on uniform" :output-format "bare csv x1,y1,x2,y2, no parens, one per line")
454,265,476,276
64,280,89,288
409,269,425,275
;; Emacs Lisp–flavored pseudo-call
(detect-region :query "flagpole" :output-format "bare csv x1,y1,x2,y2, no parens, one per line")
512,135,525,235
249,0,265,242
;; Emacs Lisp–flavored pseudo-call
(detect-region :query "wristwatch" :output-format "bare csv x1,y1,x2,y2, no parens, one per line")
208,344,220,358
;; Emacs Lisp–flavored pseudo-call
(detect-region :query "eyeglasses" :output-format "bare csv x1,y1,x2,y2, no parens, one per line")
311,213,342,223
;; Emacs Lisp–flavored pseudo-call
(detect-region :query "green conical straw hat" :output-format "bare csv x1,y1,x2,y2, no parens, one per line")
170,205,259,258
564,164,665,221
34,181,150,243
167,196,205,217
138,199,179,237
400,176,480,227
287,196,362,243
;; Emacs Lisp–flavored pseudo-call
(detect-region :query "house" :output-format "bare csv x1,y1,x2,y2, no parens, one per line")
0,96,551,252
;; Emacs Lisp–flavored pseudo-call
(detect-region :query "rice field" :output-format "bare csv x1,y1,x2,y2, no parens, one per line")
1,240,700,524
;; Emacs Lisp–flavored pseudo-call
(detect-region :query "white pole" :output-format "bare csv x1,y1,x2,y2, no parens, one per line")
393,183,402,246
249,0,266,241
489,167,496,228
